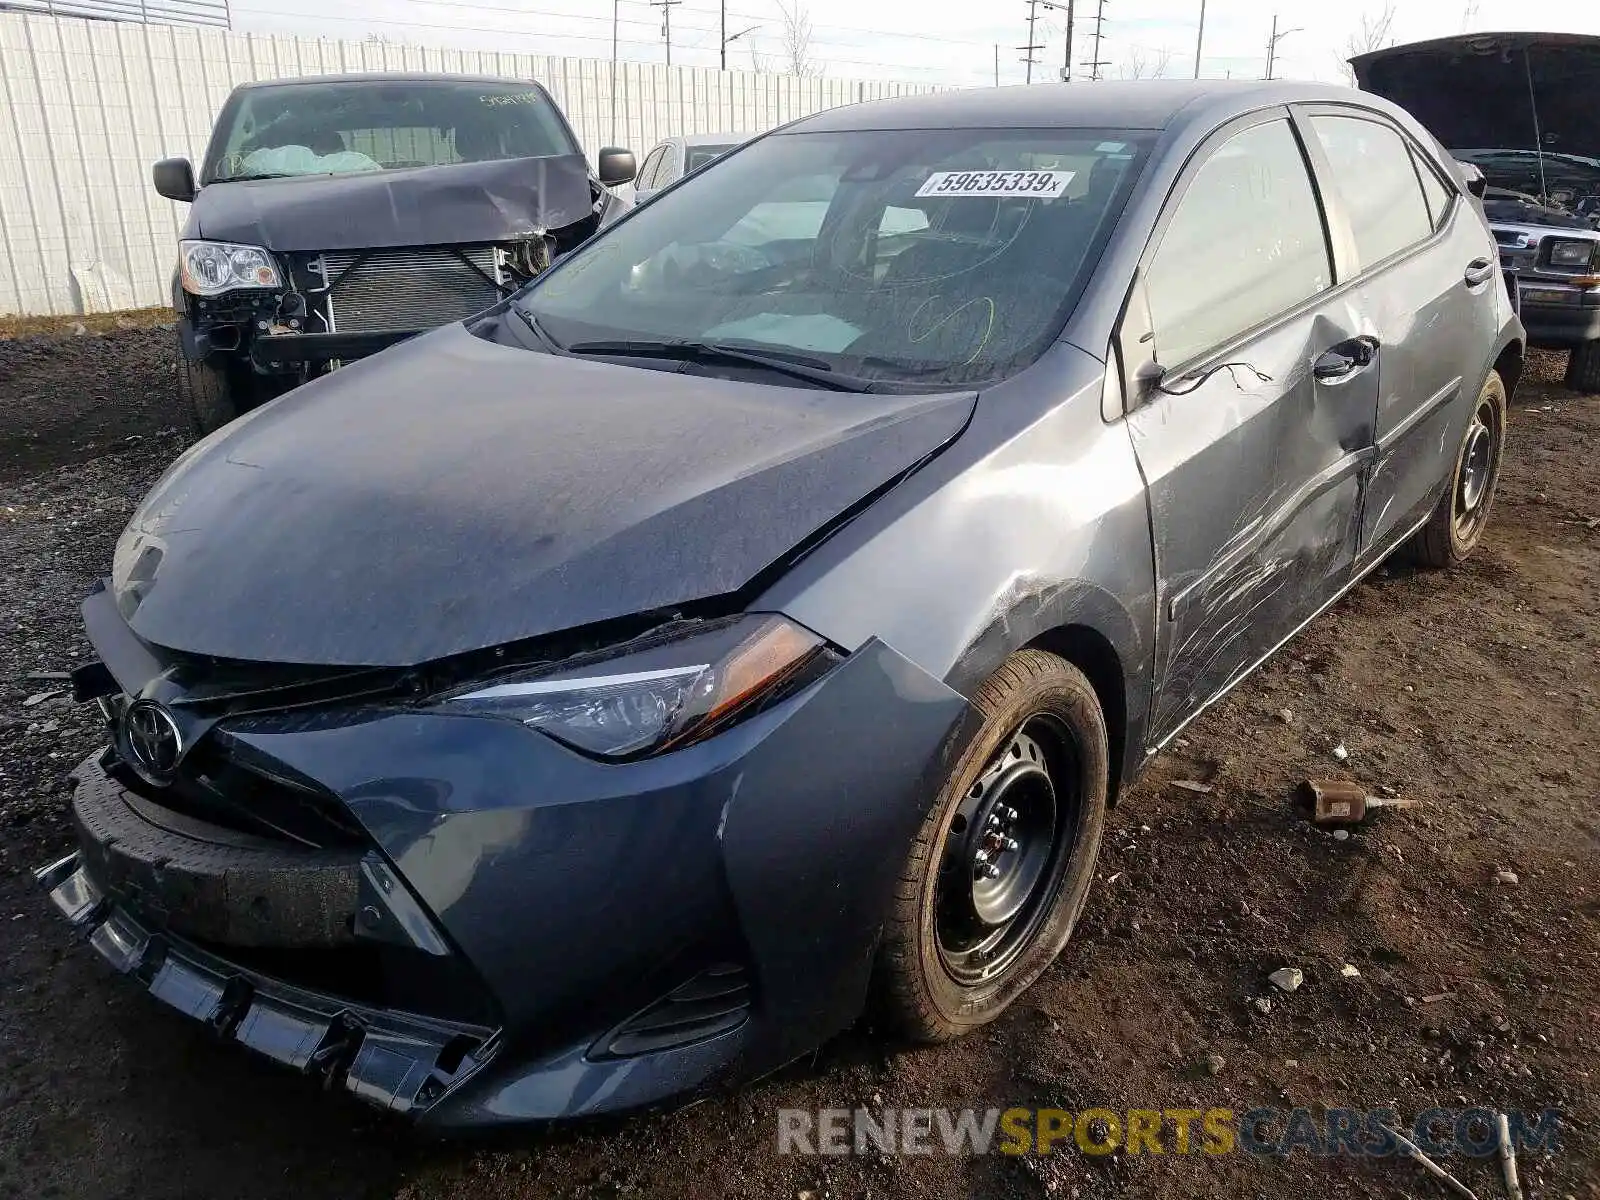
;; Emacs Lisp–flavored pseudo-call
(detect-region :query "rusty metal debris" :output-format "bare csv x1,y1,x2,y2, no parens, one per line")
1301,779,1418,825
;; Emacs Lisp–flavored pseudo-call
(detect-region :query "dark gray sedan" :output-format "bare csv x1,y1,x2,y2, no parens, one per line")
39,80,1521,1129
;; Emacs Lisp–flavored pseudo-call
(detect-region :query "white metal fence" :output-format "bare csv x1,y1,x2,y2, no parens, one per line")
0,11,939,316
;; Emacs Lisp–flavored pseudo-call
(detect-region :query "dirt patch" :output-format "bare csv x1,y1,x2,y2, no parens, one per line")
0,326,188,485
1,338,1596,1200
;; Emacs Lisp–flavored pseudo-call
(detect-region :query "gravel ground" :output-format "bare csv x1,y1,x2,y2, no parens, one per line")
1,330,1597,1200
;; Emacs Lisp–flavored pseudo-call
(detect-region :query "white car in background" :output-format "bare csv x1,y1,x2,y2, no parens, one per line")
625,131,761,204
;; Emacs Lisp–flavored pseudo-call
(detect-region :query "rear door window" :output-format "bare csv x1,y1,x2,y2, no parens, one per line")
1309,115,1435,268
1144,119,1332,370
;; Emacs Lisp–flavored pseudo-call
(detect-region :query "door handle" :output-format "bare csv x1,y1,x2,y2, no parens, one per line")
1464,257,1496,287
1313,335,1381,381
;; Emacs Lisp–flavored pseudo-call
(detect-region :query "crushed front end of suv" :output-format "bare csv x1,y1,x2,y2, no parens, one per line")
153,72,636,432
1354,32,1600,391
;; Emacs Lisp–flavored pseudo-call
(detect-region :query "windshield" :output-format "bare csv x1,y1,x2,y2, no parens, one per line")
520,128,1148,387
206,80,579,183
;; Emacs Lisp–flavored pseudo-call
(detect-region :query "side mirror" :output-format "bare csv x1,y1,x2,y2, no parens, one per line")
1456,160,1487,200
153,157,197,202
596,146,637,188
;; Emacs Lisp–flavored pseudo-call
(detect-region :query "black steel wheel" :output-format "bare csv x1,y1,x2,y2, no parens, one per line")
876,650,1108,1042
1411,369,1507,568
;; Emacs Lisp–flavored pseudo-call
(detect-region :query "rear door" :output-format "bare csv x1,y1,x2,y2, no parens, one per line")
1297,107,1498,560
1121,111,1381,742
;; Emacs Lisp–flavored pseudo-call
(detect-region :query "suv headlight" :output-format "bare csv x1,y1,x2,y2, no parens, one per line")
440,615,836,758
179,240,282,295
1546,238,1596,270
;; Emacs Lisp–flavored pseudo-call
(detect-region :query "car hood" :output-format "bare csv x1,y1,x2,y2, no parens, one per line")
110,323,976,666
1352,32,1600,161
189,153,597,252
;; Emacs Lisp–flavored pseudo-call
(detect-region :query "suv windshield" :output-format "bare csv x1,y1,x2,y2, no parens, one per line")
206,80,579,183
520,128,1149,387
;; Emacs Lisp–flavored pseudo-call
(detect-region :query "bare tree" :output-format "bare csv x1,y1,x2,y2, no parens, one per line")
1337,2,1396,83
1118,44,1173,79
776,1,823,77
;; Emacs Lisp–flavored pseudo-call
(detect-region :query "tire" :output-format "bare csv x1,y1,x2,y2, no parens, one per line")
1410,369,1507,569
875,649,1109,1042
1565,340,1600,394
175,346,247,436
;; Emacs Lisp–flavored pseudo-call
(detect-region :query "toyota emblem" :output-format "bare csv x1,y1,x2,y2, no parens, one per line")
122,700,183,782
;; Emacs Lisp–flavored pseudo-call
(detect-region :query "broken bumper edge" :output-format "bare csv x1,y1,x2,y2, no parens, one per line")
34,852,497,1118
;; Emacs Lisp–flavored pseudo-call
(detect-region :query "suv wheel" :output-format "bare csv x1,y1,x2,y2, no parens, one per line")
1565,340,1600,394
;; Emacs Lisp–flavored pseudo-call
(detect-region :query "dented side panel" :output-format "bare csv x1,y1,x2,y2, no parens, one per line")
1128,300,1377,743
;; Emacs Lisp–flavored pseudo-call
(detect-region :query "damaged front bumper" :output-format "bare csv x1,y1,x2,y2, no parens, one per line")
38,849,492,1114
37,637,973,1129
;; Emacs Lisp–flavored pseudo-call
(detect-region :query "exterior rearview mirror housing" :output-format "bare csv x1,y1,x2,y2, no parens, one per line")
152,157,197,202
596,147,637,188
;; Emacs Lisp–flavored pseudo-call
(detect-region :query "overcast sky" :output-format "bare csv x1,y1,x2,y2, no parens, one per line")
227,0,1600,88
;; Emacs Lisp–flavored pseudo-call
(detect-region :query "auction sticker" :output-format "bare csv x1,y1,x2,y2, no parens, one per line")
915,169,1075,198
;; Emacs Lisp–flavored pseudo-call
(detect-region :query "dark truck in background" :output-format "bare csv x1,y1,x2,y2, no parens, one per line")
1353,32,1600,392
153,73,637,432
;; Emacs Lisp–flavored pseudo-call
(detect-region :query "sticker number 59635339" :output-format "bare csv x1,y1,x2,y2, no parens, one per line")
914,169,1075,198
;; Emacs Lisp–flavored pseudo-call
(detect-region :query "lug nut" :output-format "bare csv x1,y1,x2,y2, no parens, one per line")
982,864,1001,879
974,849,990,864
1002,837,1020,852
1005,806,1019,821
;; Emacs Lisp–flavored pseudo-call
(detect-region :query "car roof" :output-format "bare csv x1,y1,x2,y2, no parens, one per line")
785,80,1380,134
232,72,545,91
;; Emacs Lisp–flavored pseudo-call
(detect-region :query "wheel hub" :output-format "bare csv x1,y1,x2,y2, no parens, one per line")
934,722,1075,984
1458,420,1492,514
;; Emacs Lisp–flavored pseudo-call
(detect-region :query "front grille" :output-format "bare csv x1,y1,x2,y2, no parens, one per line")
597,964,752,1058
318,245,503,334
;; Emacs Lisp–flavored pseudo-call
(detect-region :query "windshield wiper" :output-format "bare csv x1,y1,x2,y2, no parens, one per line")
563,339,872,392
513,306,567,353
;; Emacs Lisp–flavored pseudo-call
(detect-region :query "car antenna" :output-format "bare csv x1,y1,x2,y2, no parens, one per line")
1523,44,1550,205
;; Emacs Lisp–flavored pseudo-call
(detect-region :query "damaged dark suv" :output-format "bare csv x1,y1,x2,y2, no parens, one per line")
153,73,637,431
1354,33,1600,392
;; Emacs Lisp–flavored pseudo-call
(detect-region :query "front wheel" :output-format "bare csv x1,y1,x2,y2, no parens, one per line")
875,650,1109,1042
1565,340,1600,394
1409,369,1507,568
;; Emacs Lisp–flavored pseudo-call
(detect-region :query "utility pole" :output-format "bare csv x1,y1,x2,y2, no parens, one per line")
1038,0,1075,81
653,0,682,66
1193,0,1205,78
1264,13,1302,79
1020,0,1044,84
994,43,1000,86
611,0,619,143
1081,0,1109,80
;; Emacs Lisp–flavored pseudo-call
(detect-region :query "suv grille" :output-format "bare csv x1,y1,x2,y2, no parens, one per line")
318,246,503,334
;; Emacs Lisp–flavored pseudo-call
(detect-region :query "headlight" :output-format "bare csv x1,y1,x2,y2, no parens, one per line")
1546,238,1596,269
441,615,834,758
179,240,282,295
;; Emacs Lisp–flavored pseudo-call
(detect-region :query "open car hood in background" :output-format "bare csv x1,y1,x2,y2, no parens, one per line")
190,153,597,252
1352,32,1600,162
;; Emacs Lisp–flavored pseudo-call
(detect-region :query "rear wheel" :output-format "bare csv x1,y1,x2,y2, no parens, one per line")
1565,340,1600,394
875,650,1108,1042
1410,369,1507,568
